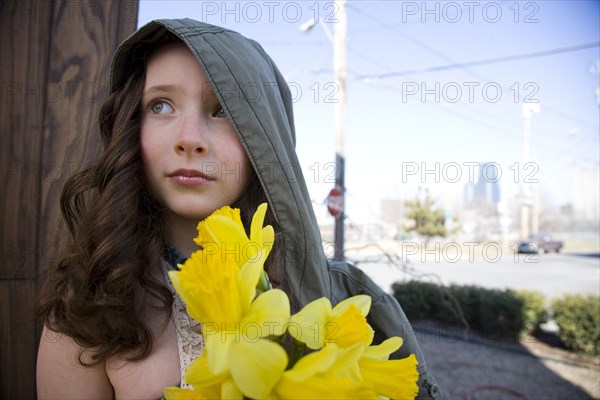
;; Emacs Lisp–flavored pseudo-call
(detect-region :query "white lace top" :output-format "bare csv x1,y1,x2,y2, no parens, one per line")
161,259,204,387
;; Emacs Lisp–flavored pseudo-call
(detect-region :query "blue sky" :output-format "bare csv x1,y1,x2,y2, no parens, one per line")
138,1,599,224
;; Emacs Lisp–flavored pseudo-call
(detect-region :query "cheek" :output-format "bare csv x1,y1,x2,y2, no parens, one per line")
138,133,164,201
238,154,253,188
218,128,252,183
227,141,252,186
139,129,161,170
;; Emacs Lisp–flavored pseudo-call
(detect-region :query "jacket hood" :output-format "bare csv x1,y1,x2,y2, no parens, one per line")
110,18,330,305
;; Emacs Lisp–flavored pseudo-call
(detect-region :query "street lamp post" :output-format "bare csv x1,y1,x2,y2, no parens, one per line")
302,0,347,260
521,102,540,239
332,0,346,260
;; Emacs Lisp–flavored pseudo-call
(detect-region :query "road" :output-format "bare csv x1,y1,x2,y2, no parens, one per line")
348,249,600,300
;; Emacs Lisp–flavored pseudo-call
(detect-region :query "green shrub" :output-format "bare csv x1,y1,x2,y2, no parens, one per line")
390,280,441,321
391,280,467,326
392,280,548,341
552,294,600,356
437,284,479,327
478,288,525,340
516,290,549,334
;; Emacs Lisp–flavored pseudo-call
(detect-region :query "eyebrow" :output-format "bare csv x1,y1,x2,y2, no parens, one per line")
143,83,217,98
143,84,179,94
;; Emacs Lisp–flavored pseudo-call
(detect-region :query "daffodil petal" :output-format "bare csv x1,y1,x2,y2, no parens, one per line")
221,377,244,400
213,205,243,219
325,343,366,379
261,225,275,249
327,303,375,348
164,386,206,400
289,297,331,349
284,343,338,381
168,270,183,298
169,267,217,324
229,338,287,399
194,206,245,246
250,203,268,245
275,374,378,400
195,384,222,400
358,354,419,399
207,214,247,239
236,252,265,314
173,250,242,325
185,353,228,388
362,336,404,360
331,295,372,318
205,331,233,375
201,215,250,266
242,289,290,337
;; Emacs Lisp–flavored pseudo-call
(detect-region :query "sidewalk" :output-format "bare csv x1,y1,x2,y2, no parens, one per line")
414,321,599,400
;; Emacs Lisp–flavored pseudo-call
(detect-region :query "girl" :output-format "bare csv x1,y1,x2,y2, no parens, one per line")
36,19,440,399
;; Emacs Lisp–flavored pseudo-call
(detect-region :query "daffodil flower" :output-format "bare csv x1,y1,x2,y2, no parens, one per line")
170,284,289,399
193,203,274,291
168,202,278,325
289,294,419,400
165,203,419,400
168,203,290,399
183,341,285,400
289,295,374,350
272,338,419,400
355,337,420,400
273,343,378,399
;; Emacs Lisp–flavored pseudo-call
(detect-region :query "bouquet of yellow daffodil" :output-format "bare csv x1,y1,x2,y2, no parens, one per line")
164,203,419,400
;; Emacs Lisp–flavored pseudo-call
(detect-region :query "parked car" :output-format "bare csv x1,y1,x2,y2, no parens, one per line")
517,234,563,254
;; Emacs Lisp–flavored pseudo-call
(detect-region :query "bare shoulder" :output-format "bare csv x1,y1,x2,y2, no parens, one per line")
105,307,181,399
36,325,114,400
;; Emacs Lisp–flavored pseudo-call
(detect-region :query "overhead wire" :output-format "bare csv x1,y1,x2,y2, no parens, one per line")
267,3,597,163
268,3,597,190
344,37,580,163
353,41,600,81
346,2,599,131
344,4,599,172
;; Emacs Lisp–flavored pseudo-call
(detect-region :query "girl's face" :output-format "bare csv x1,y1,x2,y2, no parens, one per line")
140,42,251,222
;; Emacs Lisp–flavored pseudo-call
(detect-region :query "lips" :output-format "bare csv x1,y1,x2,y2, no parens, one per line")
167,169,214,186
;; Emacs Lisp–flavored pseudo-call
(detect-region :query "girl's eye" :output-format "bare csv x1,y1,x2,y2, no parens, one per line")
150,100,174,115
213,106,226,118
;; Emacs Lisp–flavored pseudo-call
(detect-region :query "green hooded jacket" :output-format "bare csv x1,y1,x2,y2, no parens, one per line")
111,18,441,400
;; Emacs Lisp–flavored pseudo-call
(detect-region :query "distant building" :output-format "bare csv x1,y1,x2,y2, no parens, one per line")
463,162,501,209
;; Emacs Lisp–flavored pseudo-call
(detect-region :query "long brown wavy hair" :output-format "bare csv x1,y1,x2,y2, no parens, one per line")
37,35,286,366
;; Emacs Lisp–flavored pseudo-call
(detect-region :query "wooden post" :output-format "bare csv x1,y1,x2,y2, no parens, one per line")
333,0,346,260
0,1,138,397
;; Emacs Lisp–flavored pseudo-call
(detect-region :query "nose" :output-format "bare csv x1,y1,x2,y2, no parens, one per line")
174,114,208,155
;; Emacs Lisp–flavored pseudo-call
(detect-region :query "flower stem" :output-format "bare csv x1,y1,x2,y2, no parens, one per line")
256,270,272,292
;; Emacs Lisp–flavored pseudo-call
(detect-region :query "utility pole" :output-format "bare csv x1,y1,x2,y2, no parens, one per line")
333,0,347,260
301,0,347,260
521,102,540,239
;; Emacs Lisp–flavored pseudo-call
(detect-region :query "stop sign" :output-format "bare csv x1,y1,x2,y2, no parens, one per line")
327,186,344,218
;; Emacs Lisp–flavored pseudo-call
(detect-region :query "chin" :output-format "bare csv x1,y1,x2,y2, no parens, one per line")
166,206,211,222
183,210,212,222
166,198,235,222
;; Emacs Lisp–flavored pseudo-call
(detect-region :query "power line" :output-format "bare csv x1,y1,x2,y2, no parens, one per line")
346,4,598,129
363,78,599,172
295,3,598,170
342,35,595,159
354,42,600,81
346,3,459,67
